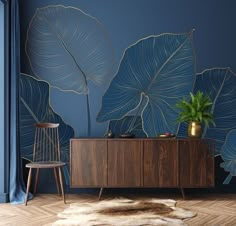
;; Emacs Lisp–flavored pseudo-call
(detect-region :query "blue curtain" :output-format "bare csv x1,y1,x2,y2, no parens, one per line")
9,0,30,204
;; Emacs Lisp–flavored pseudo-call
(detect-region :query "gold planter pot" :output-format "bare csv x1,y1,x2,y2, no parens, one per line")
188,121,202,138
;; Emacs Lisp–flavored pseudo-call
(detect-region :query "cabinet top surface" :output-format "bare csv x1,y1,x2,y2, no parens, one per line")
70,137,213,141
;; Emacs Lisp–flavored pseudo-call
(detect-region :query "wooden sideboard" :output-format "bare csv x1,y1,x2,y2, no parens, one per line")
70,138,215,198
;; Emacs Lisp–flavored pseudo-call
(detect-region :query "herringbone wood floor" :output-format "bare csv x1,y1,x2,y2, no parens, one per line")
0,192,236,226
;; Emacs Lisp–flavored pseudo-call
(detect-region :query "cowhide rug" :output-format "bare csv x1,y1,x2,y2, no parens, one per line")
50,198,196,226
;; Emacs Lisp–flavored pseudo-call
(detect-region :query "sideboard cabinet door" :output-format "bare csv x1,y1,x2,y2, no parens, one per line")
70,140,107,187
108,140,142,187
144,140,179,187
179,140,215,188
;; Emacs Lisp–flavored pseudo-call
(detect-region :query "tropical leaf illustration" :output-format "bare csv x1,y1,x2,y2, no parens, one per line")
109,116,147,138
97,32,196,137
19,73,74,185
26,5,113,135
177,68,236,154
220,130,236,184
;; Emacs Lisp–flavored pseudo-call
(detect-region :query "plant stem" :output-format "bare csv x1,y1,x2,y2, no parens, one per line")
126,95,146,133
223,174,232,184
86,93,91,136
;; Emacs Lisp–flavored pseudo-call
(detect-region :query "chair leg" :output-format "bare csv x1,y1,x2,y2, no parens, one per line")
34,168,40,195
98,187,104,200
25,168,33,206
54,168,60,196
58,167,66,204
180,188,185,199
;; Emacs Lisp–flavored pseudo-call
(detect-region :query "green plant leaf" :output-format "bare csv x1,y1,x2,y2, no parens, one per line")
178,68,236,154
175,90,213,124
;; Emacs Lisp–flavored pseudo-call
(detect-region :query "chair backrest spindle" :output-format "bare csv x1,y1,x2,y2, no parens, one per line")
56,127,60,161
32,123,60,163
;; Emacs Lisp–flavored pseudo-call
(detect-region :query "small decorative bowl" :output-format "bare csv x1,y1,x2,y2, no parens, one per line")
119,133,135,138
158,134,176,138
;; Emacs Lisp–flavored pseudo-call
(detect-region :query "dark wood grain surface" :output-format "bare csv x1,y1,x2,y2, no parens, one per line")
70,138,215,189
107,140,142,187
143,140,179,187
70,140,107,187
179,139,215,187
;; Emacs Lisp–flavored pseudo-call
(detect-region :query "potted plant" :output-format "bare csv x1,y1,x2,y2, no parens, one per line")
175,91,215,138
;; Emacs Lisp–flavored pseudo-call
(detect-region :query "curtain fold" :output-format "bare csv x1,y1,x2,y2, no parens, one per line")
9,0,30,204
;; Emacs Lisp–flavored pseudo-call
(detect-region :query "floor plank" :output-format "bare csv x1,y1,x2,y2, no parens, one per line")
0,193,236,225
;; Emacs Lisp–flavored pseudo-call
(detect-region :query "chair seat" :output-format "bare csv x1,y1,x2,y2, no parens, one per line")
26,161,66,168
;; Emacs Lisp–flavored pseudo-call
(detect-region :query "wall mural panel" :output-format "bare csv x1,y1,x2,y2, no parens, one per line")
25,5,113,136
221,130,236,184
97,32,196,137
20,73,74,185
19,2,236,190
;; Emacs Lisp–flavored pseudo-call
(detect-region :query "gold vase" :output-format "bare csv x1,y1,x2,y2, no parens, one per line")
188,121,202,138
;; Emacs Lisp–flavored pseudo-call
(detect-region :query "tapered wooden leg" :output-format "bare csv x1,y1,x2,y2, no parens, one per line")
58,167,65,204
98,187,104,200
54,168,60,196
25,168,32,206
33,168,39,195
180,188,185,199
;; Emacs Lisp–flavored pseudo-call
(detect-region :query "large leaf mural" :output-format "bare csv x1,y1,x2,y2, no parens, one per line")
26,5,113,135
220,130,236,184
97,32,196,136
178,68,236,154
20,73,74,185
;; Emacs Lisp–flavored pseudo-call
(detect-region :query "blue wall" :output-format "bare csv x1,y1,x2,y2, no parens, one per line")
19,0,236,190
19,0,236,137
